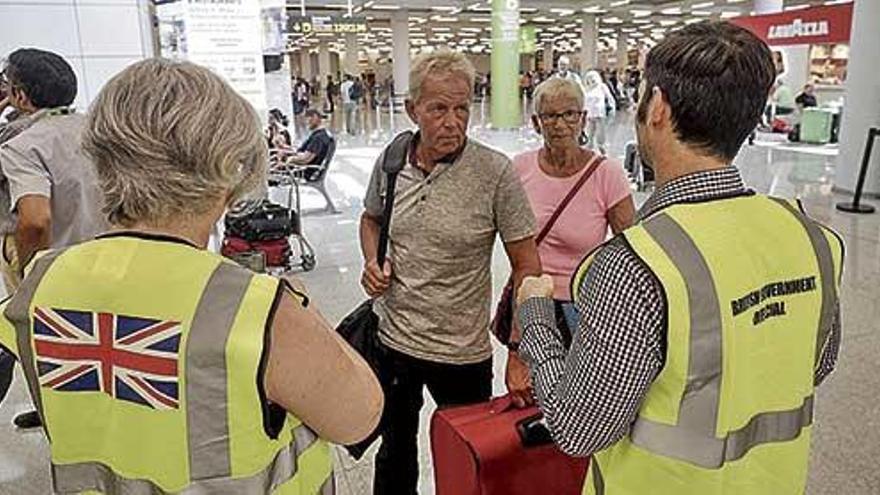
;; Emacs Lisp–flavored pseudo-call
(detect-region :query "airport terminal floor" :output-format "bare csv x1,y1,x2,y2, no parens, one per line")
0,104,877,494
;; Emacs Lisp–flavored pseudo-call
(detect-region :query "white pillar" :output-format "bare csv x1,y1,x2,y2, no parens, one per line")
317,43,331,101
318,42,331,79
543,41,554,73
616,31,628,70
580,14,598,72
391,9,410,104
754,0,784,14
299,49,312,79
344,32,359,75
331,51,341,77
834,0,880,195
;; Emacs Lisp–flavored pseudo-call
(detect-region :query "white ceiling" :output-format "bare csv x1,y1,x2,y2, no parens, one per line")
286,0,851,55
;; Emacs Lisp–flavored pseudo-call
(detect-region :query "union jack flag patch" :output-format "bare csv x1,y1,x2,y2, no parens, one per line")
32,307,182,410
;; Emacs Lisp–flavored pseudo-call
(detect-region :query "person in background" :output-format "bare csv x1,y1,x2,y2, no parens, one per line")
276,109,332,182
340,74,356,135
513,77,634,348
266,108,292,151
795,83,818,110
772,78,796,116
0,58,383,494
518,21,843,494
520,71,534,102
293,77,310,115
583,70,617,154
0,49,109,429
553,55,585,88
606,70,622,107
325,74,336,114
360,49,540,495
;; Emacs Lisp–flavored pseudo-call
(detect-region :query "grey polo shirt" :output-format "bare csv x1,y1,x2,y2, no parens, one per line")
365,137,536,364
0,112,107,246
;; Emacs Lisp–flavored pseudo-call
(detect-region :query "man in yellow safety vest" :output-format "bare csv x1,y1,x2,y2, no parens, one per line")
516,21,843,494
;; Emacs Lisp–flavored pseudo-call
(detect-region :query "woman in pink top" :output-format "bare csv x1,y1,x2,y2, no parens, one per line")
513,77,635,346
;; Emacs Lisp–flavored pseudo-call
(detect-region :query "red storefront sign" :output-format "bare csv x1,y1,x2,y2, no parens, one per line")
732,4,853,46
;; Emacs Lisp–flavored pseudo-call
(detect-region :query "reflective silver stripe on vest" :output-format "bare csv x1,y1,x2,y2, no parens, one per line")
51,424,331,494
629,212,814,469
4,248,68,440
643,214,723,438
767,197,839,374
186,262,254,480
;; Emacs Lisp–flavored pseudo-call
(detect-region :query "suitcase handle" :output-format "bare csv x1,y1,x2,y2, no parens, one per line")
488,395,515,414
516,414,554,448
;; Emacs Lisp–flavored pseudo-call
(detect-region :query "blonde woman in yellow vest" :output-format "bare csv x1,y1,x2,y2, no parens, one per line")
516,22,843,495
0,59,383,494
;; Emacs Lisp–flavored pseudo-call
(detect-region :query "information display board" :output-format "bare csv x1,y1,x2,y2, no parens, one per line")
287,15,367,36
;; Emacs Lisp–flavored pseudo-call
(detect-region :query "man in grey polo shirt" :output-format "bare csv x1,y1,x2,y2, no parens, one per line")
360,49,541,495
0,49,107,428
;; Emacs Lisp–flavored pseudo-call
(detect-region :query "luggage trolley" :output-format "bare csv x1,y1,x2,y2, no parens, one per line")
220,154,317,273
270,162,317,272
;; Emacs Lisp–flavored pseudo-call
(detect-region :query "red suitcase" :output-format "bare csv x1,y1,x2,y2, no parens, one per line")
431,395,588,495
221,236,291,267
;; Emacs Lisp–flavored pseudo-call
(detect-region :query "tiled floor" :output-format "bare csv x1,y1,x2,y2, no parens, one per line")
1,103,878,494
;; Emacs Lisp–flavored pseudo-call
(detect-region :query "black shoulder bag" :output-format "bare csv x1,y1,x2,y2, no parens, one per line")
335,130,412,459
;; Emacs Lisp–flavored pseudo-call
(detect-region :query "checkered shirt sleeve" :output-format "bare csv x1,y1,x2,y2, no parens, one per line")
517,167,840,456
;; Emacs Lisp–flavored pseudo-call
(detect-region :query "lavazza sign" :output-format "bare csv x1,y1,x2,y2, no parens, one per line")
767,18,830,40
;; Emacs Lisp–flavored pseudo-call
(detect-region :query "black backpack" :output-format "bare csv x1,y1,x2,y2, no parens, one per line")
224,199,299,242
349,81,364,101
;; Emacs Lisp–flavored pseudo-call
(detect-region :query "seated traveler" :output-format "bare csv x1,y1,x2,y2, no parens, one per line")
0,58,383,494
274,109,332,181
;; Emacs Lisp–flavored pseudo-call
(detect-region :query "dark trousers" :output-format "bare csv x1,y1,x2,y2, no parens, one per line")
373,344,492,495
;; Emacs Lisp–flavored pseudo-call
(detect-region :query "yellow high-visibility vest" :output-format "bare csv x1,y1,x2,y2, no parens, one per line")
571,195,843,495
0,233,333,494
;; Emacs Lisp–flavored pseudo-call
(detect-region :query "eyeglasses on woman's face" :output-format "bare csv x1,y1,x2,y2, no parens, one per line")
538,110,583,125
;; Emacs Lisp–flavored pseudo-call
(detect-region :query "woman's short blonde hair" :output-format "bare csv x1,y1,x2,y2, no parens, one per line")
409,49,476,102
533,78,585,115
83,59,266,227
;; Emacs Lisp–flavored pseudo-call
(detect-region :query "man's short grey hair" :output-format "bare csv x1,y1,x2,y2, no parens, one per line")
409,49,476,102
533,77,585,115
83,59,266,227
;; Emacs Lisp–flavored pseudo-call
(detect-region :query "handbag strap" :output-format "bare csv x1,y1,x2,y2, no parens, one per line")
376,131,414,265
535,153,606,245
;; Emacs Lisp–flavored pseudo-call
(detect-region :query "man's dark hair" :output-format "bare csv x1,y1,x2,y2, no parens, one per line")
4,48,77,108
637,21,775,161
304,109,323,119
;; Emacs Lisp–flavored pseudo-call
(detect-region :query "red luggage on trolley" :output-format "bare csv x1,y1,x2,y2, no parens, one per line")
431,395,588,495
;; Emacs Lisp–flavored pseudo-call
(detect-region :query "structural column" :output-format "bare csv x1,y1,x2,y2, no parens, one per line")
543,41,554,73
754,0,783,14
391,9,410,106
343,32,359,76
299,49,312,79
616,30,628,70
491,0,521,128
318,42,331,79
834,0,880,195
580,14,598,72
